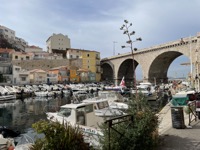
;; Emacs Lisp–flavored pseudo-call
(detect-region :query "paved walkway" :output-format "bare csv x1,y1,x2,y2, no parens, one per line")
157,102,200,150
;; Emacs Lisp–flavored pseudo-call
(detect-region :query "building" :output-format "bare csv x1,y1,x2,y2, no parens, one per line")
25,45,43,53
12,65,29,84
29,69,47,84
0,25,15,40
0,48,14,83
46,33,71,53
12,51,34,61
0,25,28,51
66,48,101,82
48,66,69,84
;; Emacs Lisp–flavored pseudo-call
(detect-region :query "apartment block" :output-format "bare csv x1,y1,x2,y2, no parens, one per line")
66,48,101,82
46,33,71,53
0,25,15,40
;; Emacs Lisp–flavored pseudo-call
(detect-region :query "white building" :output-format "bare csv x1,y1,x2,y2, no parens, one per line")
15,37,28,46
0,25,28,48
46,33,71,53
66,48,82,59
12,65,30,84
0,25,15,40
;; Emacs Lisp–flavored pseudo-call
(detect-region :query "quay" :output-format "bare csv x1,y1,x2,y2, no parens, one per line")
158,102,200,150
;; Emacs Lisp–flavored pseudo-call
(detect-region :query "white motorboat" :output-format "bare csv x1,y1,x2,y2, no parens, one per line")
47,100,125,148
47,102,104,148
83,92,129,111
0,134,15,150
0,86,16,101
132,82,158,101
34,91,54,97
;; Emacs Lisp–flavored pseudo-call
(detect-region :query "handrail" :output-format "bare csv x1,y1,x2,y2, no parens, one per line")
188,100,197,126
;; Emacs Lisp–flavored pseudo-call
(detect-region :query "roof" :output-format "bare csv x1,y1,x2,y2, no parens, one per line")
49,66,67,71
66,48,99,53
77,68,90,72
29,69,46,73
61,102,94,109
27,45,42,49
0,48,15,53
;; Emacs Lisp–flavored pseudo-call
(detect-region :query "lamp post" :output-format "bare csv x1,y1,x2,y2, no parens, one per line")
120,20,142,91
113,41,117,56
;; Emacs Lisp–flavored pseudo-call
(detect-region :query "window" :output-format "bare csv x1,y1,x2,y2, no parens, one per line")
26,56,29,60
21,58,23,60
87,54,90,57
76,56,79,58
85,104,93,113
21,77,26,81
70,55,73,58
58,108,71,117
15,68,20,71
15,56,18,59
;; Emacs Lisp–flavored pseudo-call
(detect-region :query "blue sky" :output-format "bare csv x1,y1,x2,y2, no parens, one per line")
1,0,199,79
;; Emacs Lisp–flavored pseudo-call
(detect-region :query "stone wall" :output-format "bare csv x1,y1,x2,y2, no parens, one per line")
11,58,82,71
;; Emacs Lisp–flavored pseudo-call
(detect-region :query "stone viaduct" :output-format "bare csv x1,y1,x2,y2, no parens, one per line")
101,33,200,87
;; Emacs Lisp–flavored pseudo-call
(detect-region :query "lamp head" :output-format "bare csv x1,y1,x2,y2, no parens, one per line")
121,46,126,48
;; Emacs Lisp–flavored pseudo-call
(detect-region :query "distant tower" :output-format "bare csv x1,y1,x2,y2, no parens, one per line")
46,33,71,53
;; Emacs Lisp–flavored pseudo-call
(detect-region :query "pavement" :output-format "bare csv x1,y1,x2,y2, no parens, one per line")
157,102,200,150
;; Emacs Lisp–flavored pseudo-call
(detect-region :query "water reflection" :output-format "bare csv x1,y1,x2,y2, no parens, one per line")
0,96,71,133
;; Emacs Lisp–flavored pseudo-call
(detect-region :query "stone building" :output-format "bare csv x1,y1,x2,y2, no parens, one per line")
46,33,71,53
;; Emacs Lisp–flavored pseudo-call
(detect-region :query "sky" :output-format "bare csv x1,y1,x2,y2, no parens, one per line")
1,0,200,79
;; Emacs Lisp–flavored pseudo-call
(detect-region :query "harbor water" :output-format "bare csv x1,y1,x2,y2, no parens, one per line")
0,96,71,134
0,94,163,137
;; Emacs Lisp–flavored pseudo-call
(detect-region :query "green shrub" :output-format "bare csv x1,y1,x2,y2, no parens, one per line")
31,120,89,150
100,93,159,150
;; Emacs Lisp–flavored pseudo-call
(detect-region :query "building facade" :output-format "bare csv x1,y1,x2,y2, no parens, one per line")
12,51,34,61
29,69,47,84
0,25,15,40
12,65,29,84
25,45,43,53
66,48,101,82
48,66,69,84
46,33,71,53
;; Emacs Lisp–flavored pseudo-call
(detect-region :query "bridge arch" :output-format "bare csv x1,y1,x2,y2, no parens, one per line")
148,51,184,84
117,59,138,87
101,61,114,82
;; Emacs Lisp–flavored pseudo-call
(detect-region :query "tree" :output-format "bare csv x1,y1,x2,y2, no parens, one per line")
31,120,89,150
100,93,159,150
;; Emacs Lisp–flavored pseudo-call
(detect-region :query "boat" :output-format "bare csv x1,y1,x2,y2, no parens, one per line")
132,82,158,101
0,86,16,101
34,91,54,97
0,134,15,150
47,100,125,148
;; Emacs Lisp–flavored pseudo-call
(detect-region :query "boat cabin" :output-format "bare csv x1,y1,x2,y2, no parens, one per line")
47,102,104,128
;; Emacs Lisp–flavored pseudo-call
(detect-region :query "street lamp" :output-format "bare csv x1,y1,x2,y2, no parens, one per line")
113,41,117,55
120,19,142,90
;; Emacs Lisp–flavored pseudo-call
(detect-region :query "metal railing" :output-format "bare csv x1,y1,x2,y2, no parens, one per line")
188,100,197,126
